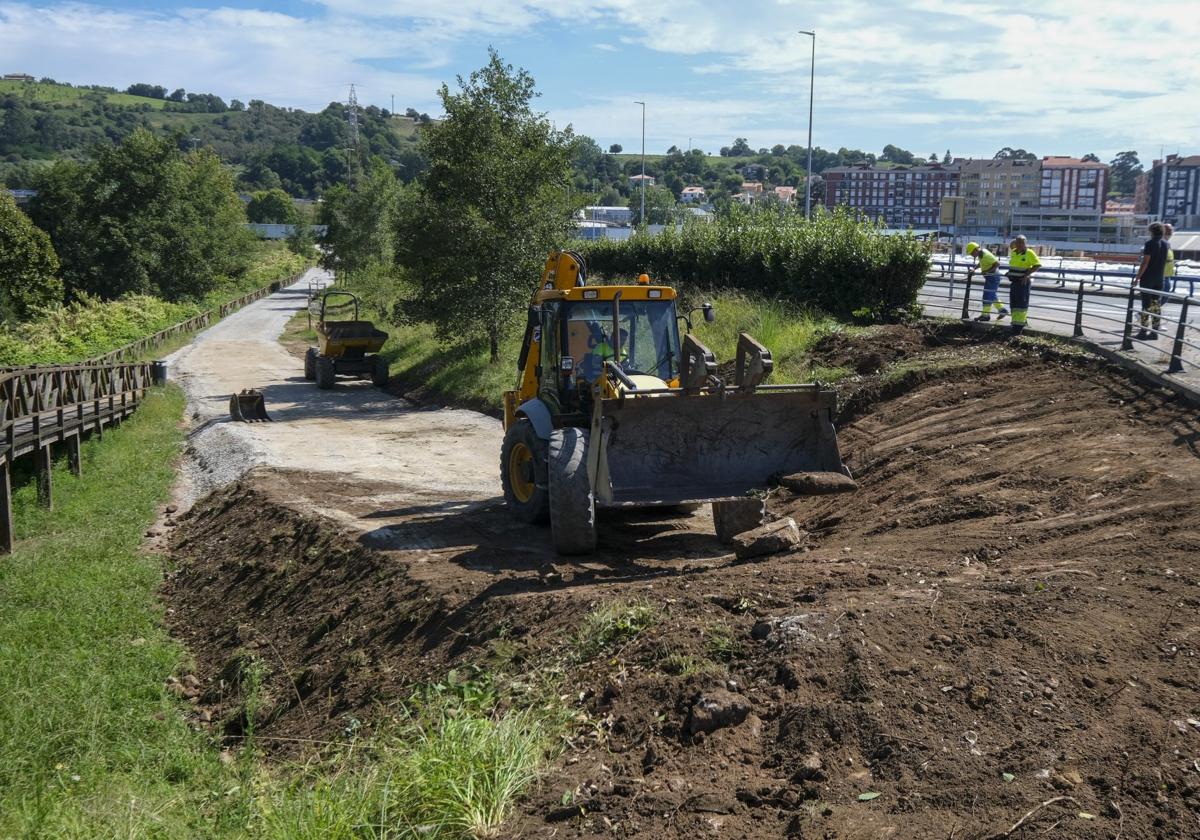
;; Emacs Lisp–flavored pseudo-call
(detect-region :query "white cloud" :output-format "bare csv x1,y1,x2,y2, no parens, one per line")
1,0,1196,161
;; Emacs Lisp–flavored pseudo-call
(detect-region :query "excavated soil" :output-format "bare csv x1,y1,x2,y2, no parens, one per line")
164,326,1200,839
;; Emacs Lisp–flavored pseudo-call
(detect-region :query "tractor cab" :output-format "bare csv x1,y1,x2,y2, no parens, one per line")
533,287,683,413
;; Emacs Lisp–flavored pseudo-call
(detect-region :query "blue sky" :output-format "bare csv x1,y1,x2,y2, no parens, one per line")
2,0,1197,165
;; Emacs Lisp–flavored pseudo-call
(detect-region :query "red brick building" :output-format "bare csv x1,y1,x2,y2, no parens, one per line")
1039,156,1108,212
822,163,959,228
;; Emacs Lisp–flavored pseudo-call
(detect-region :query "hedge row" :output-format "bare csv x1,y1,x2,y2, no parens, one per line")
578,207,930,317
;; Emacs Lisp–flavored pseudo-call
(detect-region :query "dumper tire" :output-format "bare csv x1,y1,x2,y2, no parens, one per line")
371,355,389,388
304,348,317,381
548,427,596,555
500,420,550,525
315,355,336,390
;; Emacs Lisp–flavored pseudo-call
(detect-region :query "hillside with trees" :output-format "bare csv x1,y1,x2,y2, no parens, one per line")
0,79,425,198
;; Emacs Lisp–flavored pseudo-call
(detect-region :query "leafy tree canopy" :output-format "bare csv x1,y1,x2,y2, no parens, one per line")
394,49,574,361
0,191,62,321
246,188,300,224
27,128,250,302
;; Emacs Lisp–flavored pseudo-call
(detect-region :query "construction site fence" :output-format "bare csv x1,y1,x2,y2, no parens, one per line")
0,270,307,554
921,263,1200,377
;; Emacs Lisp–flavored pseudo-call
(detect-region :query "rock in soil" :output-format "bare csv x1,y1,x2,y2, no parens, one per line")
778,471,859,495
687,688,752,735
732,517,803,559
712,498,766,543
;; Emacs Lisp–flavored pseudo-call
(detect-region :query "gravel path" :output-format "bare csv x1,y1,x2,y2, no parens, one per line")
166,268,501,511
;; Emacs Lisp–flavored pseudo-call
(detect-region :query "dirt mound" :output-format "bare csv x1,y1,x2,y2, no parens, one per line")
164,326,1200,836
810,324,933,375
164,475,449,747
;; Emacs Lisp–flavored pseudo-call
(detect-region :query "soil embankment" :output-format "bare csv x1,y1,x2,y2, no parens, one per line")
165,312,1200,838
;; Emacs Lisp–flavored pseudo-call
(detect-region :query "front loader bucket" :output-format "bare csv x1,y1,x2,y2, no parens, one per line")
594,387,845,507
229,389,272,422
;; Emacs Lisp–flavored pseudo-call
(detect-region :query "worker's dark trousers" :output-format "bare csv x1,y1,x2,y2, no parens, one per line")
1010,279,1031,333
1139,281,1164,333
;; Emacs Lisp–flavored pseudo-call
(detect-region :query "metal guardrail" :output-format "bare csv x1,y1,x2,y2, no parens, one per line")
921,262,1200,376
0,271,306,553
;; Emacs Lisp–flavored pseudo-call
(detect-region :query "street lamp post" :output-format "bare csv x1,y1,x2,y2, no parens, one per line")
634,100,646,225
799,30,816,220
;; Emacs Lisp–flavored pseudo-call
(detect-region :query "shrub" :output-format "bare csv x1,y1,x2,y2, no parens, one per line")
579,205,929,318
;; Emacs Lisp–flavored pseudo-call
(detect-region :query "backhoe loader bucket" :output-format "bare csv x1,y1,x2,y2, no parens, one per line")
593,386,845,507
229,389,272,422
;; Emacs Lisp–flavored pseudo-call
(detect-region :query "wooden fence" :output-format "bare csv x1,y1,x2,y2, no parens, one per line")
0,272,305,552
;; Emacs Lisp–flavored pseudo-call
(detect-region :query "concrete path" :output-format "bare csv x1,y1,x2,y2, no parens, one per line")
165,268,501,518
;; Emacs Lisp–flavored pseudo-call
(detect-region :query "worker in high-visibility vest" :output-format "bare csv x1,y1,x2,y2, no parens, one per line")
1164,223,1178,293
966,241,1008,322
1005,235,1040,335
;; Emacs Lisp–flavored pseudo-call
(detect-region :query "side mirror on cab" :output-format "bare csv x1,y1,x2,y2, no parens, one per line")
703,303,715,323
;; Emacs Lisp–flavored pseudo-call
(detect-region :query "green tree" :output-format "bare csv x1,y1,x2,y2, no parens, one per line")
630,185,678,225
0,191,62,321
881,144,916,164
1109,150,1142,194
246,188,300,224
319,161,401,276
993,147,1037,162
28,129,249,302
395,50,573,362
608,143,622,154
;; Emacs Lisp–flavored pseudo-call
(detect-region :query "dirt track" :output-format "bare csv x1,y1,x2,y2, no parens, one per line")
165,269,499,529
163,288,1200,838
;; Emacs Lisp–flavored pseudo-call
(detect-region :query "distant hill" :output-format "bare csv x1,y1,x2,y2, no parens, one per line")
0,79,426,198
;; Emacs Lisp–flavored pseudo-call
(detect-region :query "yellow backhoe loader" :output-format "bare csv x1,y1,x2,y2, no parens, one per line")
501,250,850,555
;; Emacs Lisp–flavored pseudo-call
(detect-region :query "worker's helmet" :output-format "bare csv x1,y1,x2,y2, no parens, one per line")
966,241,979,255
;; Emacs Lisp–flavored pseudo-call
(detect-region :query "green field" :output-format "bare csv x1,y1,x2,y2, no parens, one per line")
0,79,166,109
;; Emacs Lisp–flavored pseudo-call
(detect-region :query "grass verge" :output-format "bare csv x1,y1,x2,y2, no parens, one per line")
0,385,240,837
0,384,562,837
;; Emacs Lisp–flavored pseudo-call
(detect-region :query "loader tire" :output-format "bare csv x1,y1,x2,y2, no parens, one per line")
371,355,389,388
548,428,596,555
304,348,317,381
315,355,336,390
500,419,549,524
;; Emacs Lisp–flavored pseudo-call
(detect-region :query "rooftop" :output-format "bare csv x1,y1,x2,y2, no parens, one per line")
1041,156,1109,168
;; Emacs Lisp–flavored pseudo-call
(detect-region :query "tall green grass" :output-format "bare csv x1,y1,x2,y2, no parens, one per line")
691,292,842,383
255,706,553,839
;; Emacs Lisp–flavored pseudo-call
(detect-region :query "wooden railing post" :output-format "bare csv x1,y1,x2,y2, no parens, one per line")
0,460,12,554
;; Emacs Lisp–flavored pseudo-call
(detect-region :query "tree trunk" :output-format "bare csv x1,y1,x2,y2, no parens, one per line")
489,327,500,364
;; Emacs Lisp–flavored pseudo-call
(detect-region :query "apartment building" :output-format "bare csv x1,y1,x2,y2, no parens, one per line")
959,158,1040,236
1009,207,1154,245
822,162,959,228
1147,154,1200,228
1039,156,1108,211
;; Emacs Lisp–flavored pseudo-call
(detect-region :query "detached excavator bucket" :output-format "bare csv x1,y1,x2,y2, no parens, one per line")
229,389,272,422
593,387,845,507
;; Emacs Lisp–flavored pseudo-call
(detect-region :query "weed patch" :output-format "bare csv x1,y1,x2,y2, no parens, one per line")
572,600,658,661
